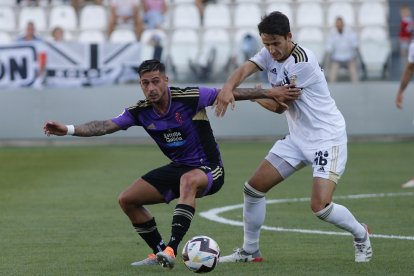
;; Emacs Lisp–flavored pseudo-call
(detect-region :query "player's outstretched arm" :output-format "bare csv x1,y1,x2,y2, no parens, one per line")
214,61,259,117
253,99,292,114
396,62,414,109
43,120,121,137
229,84,300,113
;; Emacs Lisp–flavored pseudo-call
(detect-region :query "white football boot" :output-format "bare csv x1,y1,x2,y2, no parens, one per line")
354,223,373,263
220,248,263,263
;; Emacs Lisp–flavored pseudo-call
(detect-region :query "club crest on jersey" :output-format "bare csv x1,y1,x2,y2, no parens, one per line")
314,151,328,172
175,112,183,125
270,68,277,75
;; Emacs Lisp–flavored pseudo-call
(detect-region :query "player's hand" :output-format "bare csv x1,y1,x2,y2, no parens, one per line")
43,121,68,136
214,86,235,117
395,93,403,109
268,84,301,104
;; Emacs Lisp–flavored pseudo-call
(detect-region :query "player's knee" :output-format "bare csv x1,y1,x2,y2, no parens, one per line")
118,192,127,209
313,202,334,221
180,174,199,196
311,200,331,214
118,191,135,211
244,182,265,198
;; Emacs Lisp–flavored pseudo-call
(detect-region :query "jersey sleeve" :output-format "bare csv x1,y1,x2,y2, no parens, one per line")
198,87,218,109
287,61,317,88
249,47,270,71
111,108,138,130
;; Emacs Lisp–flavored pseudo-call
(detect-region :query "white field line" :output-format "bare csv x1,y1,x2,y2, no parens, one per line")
199,192,414,241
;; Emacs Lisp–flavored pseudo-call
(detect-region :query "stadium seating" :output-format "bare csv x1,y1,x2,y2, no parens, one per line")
296,2,324,28
266,2,293,22
79,5,108,31
109,29,137,43
171,0,193,3
0,0,16,7
237,0,262,3
264,0,292,2
49,5,78,32
171,4,201,29
78,30,106,43
296,27,325,62
357,2,387,27
203,3,231,29
233,27,262,65
359,26,391,79
167,29,199,81
0,31,12,44
0,7,16,33
1,0,394,82
234,3,262,28
139,29,167,61
18,6,47,32
327,2,356,27
200,28,232,79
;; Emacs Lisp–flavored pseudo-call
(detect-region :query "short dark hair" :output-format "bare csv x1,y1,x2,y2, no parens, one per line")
137,59,166,77
258,11,290,37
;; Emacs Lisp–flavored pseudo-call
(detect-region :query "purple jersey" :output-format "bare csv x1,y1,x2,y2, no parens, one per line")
112,86,222,167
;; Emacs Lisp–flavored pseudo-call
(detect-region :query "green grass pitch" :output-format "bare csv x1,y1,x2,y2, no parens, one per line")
1,140,413,275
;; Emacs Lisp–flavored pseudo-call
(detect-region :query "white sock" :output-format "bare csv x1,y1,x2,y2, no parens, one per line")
315,202,366,240
243,182,266,253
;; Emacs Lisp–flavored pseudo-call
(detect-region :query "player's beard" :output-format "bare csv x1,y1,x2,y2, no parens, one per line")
147,91,160,102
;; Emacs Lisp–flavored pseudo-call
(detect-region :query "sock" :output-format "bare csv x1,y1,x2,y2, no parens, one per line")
168,204,195,255
243,182,266,253
315,202,367,240
133,217,166,254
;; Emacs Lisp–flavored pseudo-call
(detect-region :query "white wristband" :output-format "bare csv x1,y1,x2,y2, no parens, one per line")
66,125,75,136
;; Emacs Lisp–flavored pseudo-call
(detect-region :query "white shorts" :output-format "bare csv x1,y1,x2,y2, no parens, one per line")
268,135,347,184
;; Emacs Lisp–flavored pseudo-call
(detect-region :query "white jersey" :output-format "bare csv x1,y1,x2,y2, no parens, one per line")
325,26,358,62
250,44,347,149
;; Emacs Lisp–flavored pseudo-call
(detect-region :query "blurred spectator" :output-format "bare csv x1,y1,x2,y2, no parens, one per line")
142,0,167,29
16,21,46,86
16,21,43,41
70,0,85,14
51,26,65,42
149,34,163,61
399,4,413,57
324,17,359,83
17,0,60,6
108,0,144,40
17,0,40,6
240,33,259,61
17,0,84,9
194,0,216,24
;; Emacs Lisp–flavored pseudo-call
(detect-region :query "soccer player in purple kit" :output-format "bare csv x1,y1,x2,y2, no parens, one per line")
43,59,300,270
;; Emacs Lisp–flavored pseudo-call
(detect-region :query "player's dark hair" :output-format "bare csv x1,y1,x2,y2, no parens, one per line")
137,59,166,77
258,11,290,38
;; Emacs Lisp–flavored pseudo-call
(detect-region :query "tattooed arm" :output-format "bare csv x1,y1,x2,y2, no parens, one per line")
226,84,301,113
253,98,295,114
230,85,300,101
43,120,121,137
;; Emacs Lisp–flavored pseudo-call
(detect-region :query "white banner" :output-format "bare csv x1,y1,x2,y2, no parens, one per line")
0,43,40,88
0,41,141,88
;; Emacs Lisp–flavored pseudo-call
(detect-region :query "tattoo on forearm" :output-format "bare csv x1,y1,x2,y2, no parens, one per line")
75,120,109,136
233,88,270,100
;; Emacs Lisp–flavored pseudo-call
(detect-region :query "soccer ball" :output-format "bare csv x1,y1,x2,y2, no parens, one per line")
182,235,220,273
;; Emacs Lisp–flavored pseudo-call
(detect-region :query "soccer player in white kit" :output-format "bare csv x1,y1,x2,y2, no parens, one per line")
216,11,372,263
395,40,414,188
